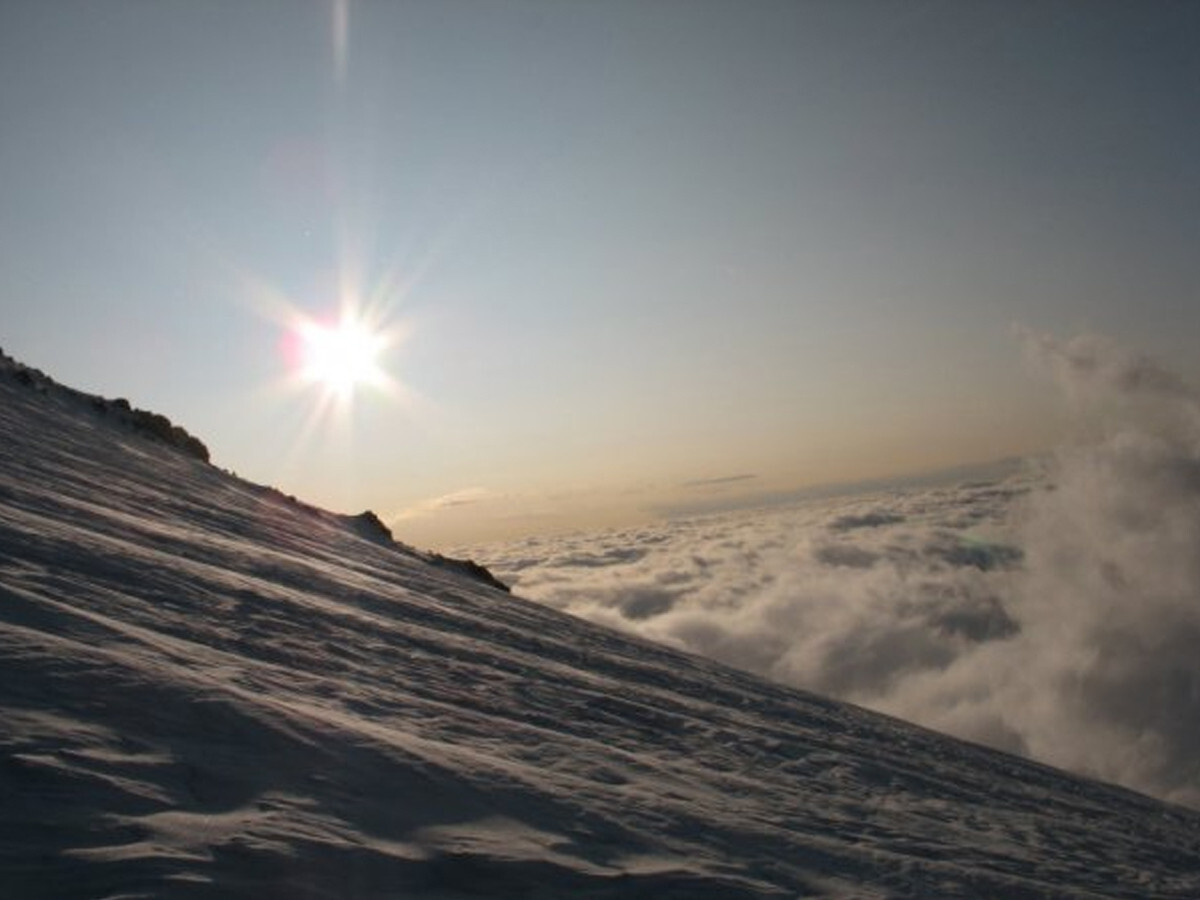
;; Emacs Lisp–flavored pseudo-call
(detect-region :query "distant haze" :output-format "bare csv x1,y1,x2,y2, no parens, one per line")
2,1,1198,544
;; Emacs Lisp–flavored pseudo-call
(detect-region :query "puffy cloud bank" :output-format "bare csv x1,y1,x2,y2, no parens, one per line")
994,333,1200,806
471,334,1200,808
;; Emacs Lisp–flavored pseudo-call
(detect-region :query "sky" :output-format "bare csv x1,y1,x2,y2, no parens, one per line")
2,0,1199,547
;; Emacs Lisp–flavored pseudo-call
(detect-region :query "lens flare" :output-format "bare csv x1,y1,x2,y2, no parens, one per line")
297,313,386,397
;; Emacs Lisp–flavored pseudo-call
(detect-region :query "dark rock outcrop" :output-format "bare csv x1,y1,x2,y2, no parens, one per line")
429,553,510,593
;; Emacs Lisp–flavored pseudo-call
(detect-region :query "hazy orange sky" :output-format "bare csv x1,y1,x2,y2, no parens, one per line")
2,1,1198,547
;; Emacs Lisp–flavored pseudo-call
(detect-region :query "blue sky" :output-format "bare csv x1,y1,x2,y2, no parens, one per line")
2,1,1198,546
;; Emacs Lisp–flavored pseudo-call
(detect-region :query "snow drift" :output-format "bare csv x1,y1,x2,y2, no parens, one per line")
2,349,1199,899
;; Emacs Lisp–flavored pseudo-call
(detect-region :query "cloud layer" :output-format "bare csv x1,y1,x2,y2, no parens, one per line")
473,334,1200,808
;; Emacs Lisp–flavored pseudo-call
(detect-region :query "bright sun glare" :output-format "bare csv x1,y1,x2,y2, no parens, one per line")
297,313,387,397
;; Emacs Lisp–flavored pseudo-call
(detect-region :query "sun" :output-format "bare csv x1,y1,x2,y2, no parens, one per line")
296,312,388,398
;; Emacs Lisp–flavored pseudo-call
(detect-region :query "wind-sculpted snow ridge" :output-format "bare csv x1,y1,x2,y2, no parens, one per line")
1,366,1199,899
0,346,210,462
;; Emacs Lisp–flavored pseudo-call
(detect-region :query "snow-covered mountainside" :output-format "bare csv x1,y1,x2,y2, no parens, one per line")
2,357,1199,899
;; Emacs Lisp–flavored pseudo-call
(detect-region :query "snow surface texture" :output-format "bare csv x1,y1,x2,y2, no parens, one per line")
477,335,1200,811
2,353,1200,898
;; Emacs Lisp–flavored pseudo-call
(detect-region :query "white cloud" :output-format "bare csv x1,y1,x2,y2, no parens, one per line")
474,333,1200,808
390,487,500,521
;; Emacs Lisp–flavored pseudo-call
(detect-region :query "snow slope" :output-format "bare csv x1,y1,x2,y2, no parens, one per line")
1,358,1199,899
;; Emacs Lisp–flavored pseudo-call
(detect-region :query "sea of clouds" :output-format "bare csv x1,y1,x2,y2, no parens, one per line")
469,334,1200,808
